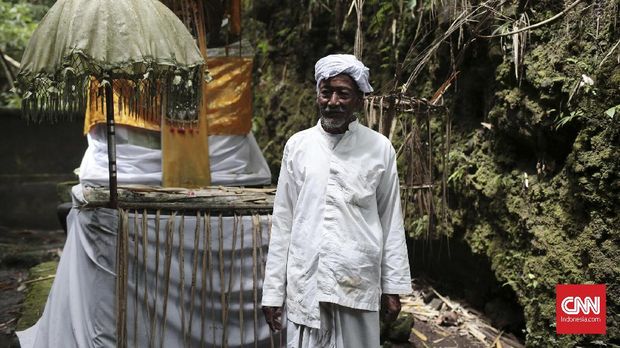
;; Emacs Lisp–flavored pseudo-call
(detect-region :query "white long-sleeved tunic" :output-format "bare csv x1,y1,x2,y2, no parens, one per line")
261,120,412,328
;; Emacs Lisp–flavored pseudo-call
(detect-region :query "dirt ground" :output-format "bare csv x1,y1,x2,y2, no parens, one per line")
381,278,524,348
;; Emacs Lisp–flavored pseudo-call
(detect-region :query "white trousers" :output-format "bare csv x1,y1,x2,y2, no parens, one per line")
286,303,379,348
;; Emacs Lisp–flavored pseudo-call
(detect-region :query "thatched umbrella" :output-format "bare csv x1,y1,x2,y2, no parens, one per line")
14,0,205,208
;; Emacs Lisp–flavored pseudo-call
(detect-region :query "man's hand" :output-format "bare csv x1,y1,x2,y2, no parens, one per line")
381,294,401,324
261,306,283,332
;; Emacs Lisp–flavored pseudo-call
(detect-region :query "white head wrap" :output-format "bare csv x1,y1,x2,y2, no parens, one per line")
314,54,373,93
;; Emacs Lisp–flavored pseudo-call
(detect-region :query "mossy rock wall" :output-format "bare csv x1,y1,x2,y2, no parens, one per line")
247,0,618,345
451,2,619,345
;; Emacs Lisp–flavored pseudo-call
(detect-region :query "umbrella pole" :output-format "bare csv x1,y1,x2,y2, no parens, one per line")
104,79,118,209
105,78,127,348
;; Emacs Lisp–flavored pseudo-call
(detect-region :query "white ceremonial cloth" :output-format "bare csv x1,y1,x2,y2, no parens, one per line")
17,186,280,348
286,303,379,348
261,120,412,328
78,124,271,187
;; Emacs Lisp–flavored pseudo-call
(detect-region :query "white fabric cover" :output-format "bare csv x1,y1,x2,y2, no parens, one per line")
314,54,373,93
79,124,272,187
261,120,411,329
18,186,282,348
287,303,379,348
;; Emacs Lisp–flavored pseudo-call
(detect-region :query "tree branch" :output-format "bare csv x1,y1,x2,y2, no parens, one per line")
0,48,16,89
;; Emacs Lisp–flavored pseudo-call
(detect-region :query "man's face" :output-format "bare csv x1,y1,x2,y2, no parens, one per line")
317,74,363,134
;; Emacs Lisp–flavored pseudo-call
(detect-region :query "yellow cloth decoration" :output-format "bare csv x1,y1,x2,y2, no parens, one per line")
161,107,211,188
204,56,253,135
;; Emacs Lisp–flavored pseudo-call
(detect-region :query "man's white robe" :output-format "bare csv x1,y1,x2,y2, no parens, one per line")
262,120,412,335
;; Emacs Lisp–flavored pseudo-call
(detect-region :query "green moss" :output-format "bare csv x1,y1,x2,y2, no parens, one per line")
443,13,619,341
385,313,415,343
16,261,58,331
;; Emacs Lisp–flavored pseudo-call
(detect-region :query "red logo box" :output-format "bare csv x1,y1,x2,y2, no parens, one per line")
556,284,606,335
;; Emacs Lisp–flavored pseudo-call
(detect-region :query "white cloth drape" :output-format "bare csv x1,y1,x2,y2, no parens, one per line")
18,186,282,347
286,303,379,348
79,124,272,187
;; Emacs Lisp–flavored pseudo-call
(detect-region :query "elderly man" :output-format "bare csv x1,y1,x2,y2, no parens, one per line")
261,54,411,347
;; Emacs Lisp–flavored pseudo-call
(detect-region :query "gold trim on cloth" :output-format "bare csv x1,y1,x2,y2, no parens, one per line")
84,79,161,134
84,56,253,136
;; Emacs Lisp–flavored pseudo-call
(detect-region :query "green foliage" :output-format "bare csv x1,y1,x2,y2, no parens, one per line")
604,104,620,119
0,0,51,107
555,108,583,129
0,1,41,56
406,214,428,239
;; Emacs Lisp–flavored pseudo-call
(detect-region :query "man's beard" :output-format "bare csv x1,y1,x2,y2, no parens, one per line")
319,106,353,133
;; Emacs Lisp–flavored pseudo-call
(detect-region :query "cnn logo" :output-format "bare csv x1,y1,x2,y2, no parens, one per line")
560,296,600,315
556,284,606,335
